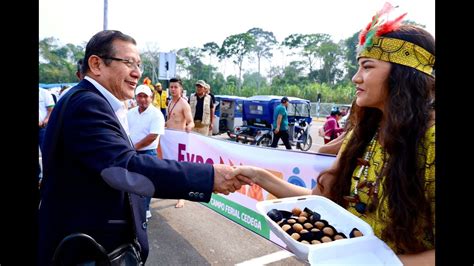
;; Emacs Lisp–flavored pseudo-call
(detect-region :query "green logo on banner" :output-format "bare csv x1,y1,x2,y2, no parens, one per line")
202,194,270,238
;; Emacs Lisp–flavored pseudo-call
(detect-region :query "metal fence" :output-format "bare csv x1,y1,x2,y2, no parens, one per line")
310,102,351,118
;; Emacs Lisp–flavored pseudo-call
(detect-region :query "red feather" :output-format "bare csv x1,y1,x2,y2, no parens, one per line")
376,13,407,36
359,17,377,45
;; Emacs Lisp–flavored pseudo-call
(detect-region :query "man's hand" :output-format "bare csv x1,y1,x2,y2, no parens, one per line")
212,164,252,195
274,127,280,134
185,124,193,133
228,166,259,185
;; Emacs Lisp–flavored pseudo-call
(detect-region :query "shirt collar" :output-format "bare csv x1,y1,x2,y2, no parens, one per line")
84,76,126,112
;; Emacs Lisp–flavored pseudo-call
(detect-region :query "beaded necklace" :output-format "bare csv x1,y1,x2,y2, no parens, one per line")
344,130,385,214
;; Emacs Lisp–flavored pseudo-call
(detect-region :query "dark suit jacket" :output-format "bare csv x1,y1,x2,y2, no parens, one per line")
38,79,214,265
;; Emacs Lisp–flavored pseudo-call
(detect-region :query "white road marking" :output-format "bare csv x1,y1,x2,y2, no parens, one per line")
235,250,295,265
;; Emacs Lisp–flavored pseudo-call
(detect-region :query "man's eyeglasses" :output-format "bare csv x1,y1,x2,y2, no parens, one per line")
100,56,144,72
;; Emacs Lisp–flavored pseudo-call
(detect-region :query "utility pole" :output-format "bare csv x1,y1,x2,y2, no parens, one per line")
103,0,108,30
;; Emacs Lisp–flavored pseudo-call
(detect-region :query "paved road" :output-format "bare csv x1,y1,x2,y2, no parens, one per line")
146,199,309,265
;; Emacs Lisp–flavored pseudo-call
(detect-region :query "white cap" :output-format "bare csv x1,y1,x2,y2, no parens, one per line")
135,85,153,97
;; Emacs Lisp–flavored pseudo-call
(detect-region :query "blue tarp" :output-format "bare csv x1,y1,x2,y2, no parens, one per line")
39,83,78,89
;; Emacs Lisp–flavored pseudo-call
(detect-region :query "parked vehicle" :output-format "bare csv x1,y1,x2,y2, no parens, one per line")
228,95,313,151
212,95,247,135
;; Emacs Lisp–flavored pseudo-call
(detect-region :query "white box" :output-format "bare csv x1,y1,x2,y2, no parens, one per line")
256,195,402,265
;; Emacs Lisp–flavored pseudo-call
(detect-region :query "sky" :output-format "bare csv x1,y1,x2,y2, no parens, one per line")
39,0,435,76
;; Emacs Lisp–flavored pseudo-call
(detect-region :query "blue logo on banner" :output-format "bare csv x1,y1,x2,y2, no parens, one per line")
287,167,307,188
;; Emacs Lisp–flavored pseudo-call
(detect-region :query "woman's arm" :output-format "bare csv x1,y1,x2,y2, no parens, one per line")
231,166,312,198
398,249,434,266
318,132,346,155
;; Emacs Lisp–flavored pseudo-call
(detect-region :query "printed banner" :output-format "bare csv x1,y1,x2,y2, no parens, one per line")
160,129,336,247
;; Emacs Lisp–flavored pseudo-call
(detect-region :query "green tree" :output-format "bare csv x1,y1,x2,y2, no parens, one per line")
247,28,277,90
218,32,256,91
342,32,359,82
317,40,344,84
242,71,267,89
202,42,220,81
176,47,204,80
39,37,84,83
281,33,331,77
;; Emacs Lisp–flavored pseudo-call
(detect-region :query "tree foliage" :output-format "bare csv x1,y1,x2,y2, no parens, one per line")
218,32,256,91
42,18,430,104
39,37,84,83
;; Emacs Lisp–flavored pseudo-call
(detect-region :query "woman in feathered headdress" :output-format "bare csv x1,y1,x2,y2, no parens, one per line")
230,2,435,264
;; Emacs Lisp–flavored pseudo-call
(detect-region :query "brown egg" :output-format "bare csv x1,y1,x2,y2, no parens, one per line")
281,224,292,232
314,221,325,229
287,218,296,224
300,240,310,244
311,240,322,245
334,233,347,240
291,207,302,216
303,222,313,229
322,226,335,236
291,232,301,240
292,223,304,232
321,236,332,243
297,216,307,224
350,228,364,238
299,211,309,217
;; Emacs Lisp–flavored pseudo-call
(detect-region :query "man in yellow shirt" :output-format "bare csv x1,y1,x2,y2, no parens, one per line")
153,82,168,119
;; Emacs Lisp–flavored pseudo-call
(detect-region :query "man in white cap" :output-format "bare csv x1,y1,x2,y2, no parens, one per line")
189,80,214,135
127,84,165,219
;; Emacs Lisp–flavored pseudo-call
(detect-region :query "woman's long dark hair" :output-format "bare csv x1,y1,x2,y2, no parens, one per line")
317,25,435,253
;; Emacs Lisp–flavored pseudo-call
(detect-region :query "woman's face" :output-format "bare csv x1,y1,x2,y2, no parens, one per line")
352,57,391,111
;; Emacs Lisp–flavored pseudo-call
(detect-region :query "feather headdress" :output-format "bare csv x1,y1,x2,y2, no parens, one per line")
358,2,407,48
356,2,435,77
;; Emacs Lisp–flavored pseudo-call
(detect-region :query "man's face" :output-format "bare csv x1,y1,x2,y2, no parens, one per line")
100,40,142,101
170,82,182,97
196,85,205,96
136,92,151,109
155,85,162,92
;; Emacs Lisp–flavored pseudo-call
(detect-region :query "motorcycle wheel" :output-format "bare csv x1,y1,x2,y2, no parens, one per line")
297,134,312,151
256,134,272,147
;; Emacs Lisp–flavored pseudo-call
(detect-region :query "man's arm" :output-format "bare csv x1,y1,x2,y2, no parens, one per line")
133,134,158,150
60,93,215,202
274,114,282,133
40,91,55,127
40,106,54,127
183,103,195,132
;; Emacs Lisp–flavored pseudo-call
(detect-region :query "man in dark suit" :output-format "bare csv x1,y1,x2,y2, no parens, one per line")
38,30,249,265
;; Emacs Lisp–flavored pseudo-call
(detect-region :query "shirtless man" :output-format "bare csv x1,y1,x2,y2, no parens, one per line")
165,77,194,208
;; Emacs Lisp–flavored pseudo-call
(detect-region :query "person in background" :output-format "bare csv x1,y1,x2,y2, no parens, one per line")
322,108,344,144
189,80,213,136
59,59,84,100
231,5,435,264
166,77,194,133
270,96,292,150
38,87,55,186
165,77,195,208
152,82,168,119
38,30,251,265
127,84,165,219
318,100,358,155
205,83,216,136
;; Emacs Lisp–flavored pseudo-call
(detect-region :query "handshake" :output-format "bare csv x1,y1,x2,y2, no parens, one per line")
212,164,259,195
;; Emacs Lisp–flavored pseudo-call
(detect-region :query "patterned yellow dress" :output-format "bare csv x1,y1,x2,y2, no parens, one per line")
340,125,435,253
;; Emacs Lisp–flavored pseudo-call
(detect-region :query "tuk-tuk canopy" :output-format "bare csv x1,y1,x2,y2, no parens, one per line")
246,95,309,104
243,95,312,126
